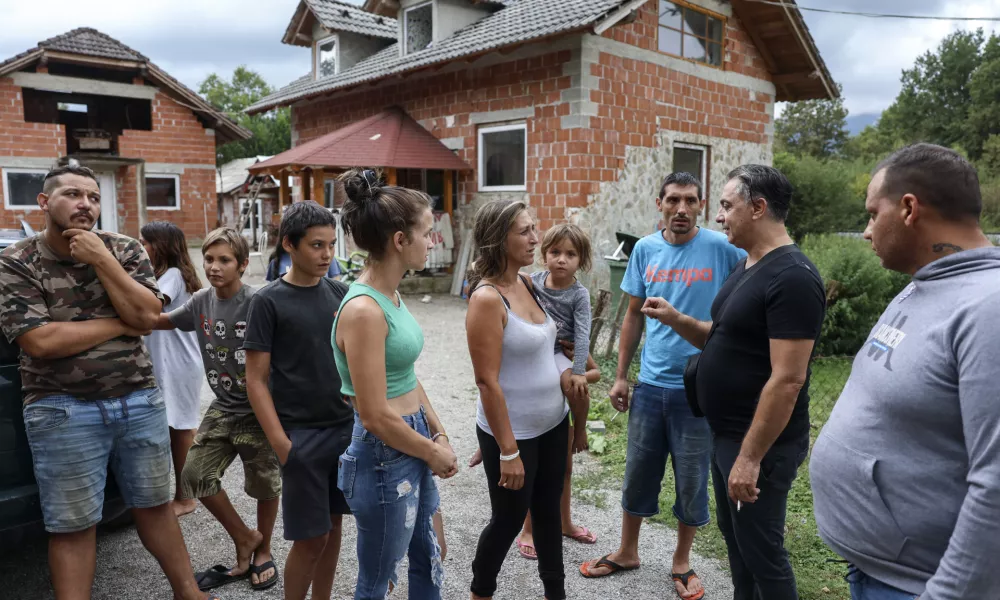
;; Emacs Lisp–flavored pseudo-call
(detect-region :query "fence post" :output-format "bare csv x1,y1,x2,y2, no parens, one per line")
603,295,630,360
589,289,611,353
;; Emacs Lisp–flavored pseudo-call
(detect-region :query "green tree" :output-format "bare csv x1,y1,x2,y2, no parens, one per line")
964,35,1000,161
774,84,849,159
199,66,291,166
774,152,869,241
877,29,986,149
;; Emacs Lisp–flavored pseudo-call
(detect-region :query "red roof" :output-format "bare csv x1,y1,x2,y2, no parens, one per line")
251,107,470,173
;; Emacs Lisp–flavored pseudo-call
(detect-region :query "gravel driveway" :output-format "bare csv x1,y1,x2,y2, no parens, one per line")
1,288,733,599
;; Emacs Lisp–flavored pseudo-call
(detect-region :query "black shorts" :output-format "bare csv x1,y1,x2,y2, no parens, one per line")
280,422,353,541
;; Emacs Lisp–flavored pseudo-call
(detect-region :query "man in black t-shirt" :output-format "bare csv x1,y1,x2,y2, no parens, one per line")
243,201,355,600
642,165,825,600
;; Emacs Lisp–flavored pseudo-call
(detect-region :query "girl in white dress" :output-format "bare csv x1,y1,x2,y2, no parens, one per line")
141,221,205,517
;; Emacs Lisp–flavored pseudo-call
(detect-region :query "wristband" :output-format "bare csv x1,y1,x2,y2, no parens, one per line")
432,432,449,443
499,450,520,461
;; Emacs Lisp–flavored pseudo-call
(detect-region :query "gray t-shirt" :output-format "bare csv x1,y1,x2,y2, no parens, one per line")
168,283,255,413
530,271,591,375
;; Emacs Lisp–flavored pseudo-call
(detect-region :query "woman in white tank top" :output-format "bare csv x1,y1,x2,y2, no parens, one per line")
466,200,570,600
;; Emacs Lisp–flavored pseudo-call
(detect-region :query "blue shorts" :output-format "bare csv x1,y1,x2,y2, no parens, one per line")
23,388,172,533
621,382,712,526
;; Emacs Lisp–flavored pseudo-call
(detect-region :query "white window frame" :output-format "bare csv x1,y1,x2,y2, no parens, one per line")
478,123,528,192
2,168,47,210
313,34,339,80
402,0,434,56
145,173,181,211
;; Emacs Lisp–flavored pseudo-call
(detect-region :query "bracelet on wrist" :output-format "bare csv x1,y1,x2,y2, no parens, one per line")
499,450,520,461
431,432,449,443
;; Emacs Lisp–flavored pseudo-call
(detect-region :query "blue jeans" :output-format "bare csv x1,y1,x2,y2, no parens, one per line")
22,388,171,533
338,408,443,600
847,567,919,600
622,382,712,526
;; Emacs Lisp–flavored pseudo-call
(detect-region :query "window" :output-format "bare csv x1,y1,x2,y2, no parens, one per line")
314,35,338,79
2,168,47,209
57,102,88,113
673,143,708,216
479,124,527,192
146,174,180,210
404,1,433,55
658,1,724,67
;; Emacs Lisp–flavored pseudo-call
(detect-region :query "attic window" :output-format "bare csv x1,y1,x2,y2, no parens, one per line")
314,35,339,79
658,1,725,67
404,1,433,55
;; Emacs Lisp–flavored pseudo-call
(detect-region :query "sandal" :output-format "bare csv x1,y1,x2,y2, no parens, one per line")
517,539,537,560
672,569,706,600
579,554,639,578
250,559,280,591
195,564,247,591
563,526,597,544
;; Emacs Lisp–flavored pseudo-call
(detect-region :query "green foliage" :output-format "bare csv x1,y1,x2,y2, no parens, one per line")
774,152,869,241
775,86,850,159
799,234,911,356
199,66,291,166
586,432,607,454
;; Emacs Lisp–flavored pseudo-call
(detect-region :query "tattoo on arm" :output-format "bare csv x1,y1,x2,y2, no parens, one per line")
932,243,964,255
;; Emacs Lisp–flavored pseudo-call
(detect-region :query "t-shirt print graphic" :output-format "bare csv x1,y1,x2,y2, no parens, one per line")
867,311,907,371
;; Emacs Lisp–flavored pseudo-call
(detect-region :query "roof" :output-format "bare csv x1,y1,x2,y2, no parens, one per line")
217,156,275,194
0,28,251,144
249,0,626,114
250,106,470,172
251,0,837,114
284,0,398,46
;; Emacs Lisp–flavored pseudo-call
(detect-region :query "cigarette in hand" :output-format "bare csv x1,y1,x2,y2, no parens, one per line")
611,411,621,422
737,500,742,512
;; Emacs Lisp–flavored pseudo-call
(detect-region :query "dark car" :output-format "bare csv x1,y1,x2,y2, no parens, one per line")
0,222,129,546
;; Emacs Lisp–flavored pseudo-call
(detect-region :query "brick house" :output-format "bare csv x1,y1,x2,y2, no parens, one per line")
0,28,250,241
248,0,835,284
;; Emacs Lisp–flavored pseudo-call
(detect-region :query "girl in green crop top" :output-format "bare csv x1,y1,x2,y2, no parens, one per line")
331,169,458,599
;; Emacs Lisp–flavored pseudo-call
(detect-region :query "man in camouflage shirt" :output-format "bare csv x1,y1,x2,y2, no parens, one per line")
0,164,217,600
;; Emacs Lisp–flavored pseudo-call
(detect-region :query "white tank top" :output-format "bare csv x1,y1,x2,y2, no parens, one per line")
475,280,569,440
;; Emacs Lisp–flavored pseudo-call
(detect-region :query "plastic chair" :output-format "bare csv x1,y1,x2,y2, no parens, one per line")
248,231,268,273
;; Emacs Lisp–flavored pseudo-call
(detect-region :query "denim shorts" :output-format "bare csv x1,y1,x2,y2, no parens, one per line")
338,408,443,600
622,382,712,526
23,388,172,533
846,567,919,600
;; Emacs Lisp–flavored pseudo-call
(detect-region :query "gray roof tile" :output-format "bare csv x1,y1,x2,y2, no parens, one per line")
308,0,398,39
40,27,146,62
250,0,623,113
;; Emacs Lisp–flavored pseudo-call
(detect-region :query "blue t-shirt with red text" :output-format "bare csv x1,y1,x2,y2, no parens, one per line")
621,227,746,389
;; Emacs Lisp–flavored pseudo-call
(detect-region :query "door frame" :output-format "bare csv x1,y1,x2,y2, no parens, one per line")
96,172,118,233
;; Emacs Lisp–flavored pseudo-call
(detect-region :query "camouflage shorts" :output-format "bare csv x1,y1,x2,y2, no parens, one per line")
179,408,281,501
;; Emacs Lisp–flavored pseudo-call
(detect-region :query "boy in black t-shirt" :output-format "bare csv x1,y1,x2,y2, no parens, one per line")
243,201,354,600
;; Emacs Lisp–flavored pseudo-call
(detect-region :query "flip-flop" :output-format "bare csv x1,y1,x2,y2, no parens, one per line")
579,554,639,578
672,569,706,600
195,564,247,591
563,526,598,544
250,559,280,591
516,539,537,560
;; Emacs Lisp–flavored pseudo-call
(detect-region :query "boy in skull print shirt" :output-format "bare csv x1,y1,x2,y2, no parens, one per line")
154,228,282,590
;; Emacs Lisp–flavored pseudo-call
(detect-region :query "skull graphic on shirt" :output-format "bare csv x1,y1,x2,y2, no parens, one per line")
220,374,233,391
234,349,246,366
214,320,227,339
216,346,229,363
234,321,247,339
207,370,219,388
205,344,215,360
201,316,211,337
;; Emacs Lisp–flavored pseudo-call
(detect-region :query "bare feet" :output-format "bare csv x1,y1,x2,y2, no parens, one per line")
230,529,264,577
172,499,197,518
250,547,277,587
581,550,639,577
672,562,704,599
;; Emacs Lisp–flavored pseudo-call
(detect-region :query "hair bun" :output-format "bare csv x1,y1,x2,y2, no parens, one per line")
340,168,382,205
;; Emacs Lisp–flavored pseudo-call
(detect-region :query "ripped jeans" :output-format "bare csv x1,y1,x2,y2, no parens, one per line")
338,408,443,600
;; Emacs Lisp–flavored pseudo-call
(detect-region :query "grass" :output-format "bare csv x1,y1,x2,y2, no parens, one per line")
574,354,855,600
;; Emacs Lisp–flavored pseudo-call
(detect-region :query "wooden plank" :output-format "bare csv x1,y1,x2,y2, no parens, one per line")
589,289,611,353
443,169,453,215
279,170,290,209
386,168,397,186
301,170,312,202
602,294,630,360
313,168,326,207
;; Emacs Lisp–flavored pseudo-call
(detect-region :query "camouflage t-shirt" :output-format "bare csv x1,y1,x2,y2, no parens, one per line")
0,232,162,405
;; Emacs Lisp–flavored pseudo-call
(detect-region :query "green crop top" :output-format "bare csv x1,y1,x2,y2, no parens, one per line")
332,283,424,399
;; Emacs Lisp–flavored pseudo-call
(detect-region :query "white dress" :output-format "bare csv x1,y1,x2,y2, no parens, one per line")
145,268,203,429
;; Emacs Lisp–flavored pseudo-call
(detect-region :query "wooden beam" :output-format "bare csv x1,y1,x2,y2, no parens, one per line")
313,168,326,207
386,168,397,186
443,169,453,215
302,170,312,202
773,71,817,85
279,170,290,210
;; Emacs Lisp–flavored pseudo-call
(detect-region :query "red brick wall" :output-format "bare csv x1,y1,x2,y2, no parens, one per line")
0,78,219,240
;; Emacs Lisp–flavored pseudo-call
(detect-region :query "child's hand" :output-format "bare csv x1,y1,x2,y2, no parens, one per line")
569,373,589,404
558,340,576,361
572,428,589,454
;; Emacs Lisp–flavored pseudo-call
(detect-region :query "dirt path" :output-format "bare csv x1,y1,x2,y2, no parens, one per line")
1,291,734,599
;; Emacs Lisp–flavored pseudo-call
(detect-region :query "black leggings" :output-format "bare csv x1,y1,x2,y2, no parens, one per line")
471,417,569,600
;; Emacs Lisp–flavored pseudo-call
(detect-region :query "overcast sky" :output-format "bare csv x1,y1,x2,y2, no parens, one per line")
1,0,999,122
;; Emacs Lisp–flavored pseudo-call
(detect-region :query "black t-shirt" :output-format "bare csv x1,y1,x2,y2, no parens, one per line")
696,246,825,446
243,277,353,430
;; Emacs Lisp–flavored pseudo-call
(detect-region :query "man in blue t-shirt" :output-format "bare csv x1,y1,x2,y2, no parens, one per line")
581,172,745,600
